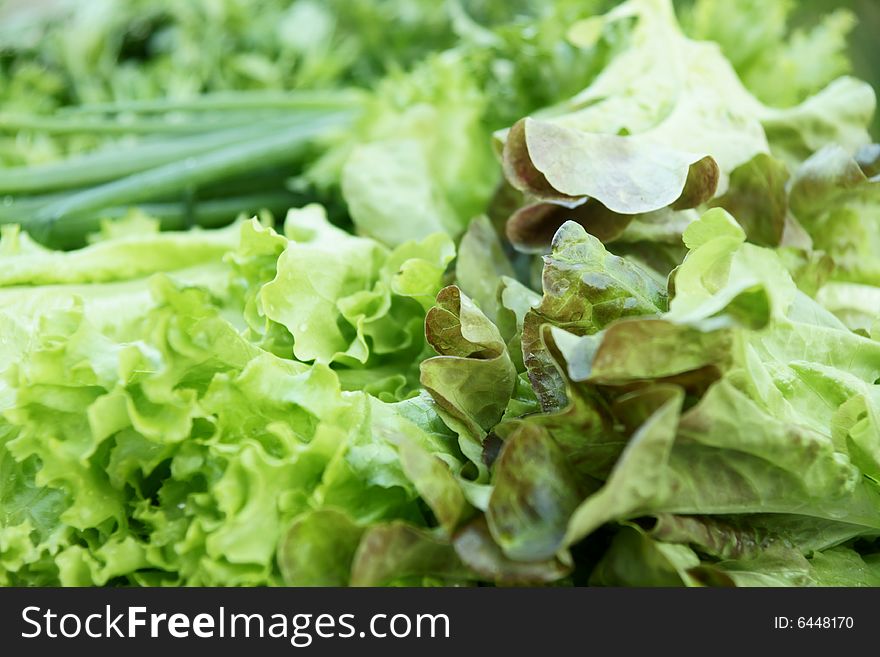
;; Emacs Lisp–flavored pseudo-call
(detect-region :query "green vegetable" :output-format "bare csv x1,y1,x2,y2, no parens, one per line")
2,0,880,587
497,0,874,253
0,214,465,585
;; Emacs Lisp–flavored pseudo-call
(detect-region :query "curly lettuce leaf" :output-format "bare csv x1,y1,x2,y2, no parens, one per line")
420,286,517,463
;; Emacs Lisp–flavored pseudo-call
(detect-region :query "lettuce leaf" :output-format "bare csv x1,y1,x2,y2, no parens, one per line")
496,0,876,252
0,211,466,585
420,210,880,586
3,0,880,589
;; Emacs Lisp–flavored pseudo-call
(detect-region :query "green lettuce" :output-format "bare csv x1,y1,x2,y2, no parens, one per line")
682,0,857,109
0,210,468,585
3,0,880,589
414,213,880,586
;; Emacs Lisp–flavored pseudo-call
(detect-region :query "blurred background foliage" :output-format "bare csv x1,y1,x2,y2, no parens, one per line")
0,0,877,137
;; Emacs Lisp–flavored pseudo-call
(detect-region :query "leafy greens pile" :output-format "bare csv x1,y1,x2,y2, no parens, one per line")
2,0,880,586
